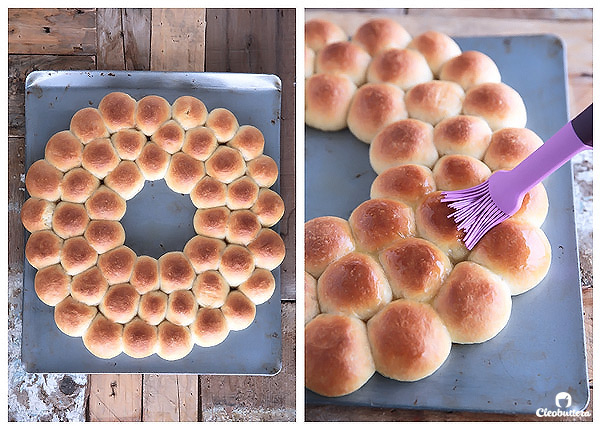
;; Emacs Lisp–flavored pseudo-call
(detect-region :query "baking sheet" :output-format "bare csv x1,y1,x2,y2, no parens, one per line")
305,35,589,413
22,71,282,374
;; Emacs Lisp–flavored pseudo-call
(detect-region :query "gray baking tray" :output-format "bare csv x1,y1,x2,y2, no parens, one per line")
22,71,282,374
305,35,589,413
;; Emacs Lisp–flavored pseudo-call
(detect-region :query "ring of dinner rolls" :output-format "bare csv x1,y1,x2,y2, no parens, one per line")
304,18,552,397
22,92,285,361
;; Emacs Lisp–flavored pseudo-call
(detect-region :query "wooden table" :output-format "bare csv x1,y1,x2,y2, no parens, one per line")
304,8,592,422
8,8,295,422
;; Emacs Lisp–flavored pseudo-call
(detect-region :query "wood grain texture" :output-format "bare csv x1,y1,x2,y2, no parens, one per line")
143,375,198,421
87,374,143,422
8,137,25,270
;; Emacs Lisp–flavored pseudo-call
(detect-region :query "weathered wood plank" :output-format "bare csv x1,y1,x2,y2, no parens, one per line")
142,375,198,421
96,8,126,70
8,8,96,55
8,137,25,270
123,9,152,70
87,374,143,422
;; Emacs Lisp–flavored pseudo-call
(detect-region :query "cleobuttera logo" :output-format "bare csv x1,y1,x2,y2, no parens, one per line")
555,392,572,409
535,391,590,418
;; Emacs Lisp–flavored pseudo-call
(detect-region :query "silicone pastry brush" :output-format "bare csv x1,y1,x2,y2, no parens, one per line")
442,103,593,250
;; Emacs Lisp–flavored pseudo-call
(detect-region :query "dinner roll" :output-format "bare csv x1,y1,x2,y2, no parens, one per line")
81,138,120,179
348,198,415,254
190,176,227,208
182,126,218,161
305,314,375,397
219,244,255,286
60,236,98,275
238,268,276,305
432,154,491,191
83,314,124,359
305,45,315,78
21,197,55,232
51,202,89,239
25,230,63,270
152,120,185,154
439,50,502,90
433,261,512,343
190,308,230,347
251,188,285,227
304,216,355,278
315,41,371,86
367,48,433,90
415,191,468,262
193,206,230,239
98,92,136,133
59,168,100,203
318,251,392,320
97,245,136,285
462,82,527,131
122,317,158,358
370,164,436,210
206,108,239,143
347,83,407,143
164,152,205,194
84,220,125,254
135,142,171,181
54,296,97,337
166,289,198,326
510,182,549,227
225,210,261,245
405,80,465,125
34,264,70,306
433,115,492,159
99,282,140,323
247,228,286,270
483,127,544,171
158,252,196,293
103,160,145,200
305,73,357,132
135,95,171,136
138,290,168,325
226,176,259,210
85,186,127,221
171,95,208,130
183,235,226,273
70,266,108,306
130,255,160,294
246,155,278,188
369,119,437,173
220,290,256,331
367,299,451,381
25,159,63,202
156,321,193,361
469,219,551,295
305,18,347,52
111,129,147,161
304,272,319,325
379,237,452,301
70,107,110,144
44,131,83,172
192,270,230,308
352,18,411,56
407,30,462,76
205,146,246,184
228,125,265,161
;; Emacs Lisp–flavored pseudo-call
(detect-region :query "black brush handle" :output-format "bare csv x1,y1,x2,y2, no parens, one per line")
571,103,593,147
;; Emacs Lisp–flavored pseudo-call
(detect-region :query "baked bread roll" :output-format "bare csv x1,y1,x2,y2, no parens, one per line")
407,30,462,77
247,228,286,270
304,216,355,278
205,146,246,184
97,245,136,285
138,290,168,325
156,321,193,361
21,197,55,233
70,107,110,144
304,271,320,325
84,220,126,254
135,95,172,136
98,92,136,133
122,317,158,358
171,95,208,130
352,18,411,56
221,290,256,331
104,160,145,200
206,108,239,143
25,159,63,202
164,152,205,194
183,235,226,273
190,308,230,347
246,155,278,188
251,188,285,227
405,80,465,125
439,50,502,90
34,264,70,306
483,127,544,171
238,268,276,305
225,210,261,245
44,131,83,172
462,82,527,130
367,48,433,90
219,244,255,286
190,176,227,209
158,252,196,293
71,266,108,306
25,230,63,270
510,183,549,227
165,289,198,326
182,126,218,161
192,270,229,308
99,282,140,324
226,176,259,210
83,314,123,359
193,206,230,239
60,168,100,203
60,236,98,275
85,186,127,221
305,46,315,78
111,129,147,161
54,296,97,337
432,154,491,191
152,120,186,154
305,73,357,132
130,255,160,294
433,114,492,159
135,142,171,181
81,138,121,180
370,164,436,210
305,18,347,52
227,125,265,161
315,41,371,86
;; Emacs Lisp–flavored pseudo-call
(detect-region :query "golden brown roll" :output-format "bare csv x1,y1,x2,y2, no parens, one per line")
221,290,256,331
462,82,527,131
432,154,492,191
51,202,89,239
206,108,239,143
226,176,259,210
193,206,230,239
305,314,375,397
135,95,171,136
97,245,136,285
205,146,246,184
122,317,158,358
192,270,230,308
84,220,125,254
158,251,196,293
352,18,411,56
156,321,193,361
25,159,63,202
21,197,55,233
99,282,140,324
405,80,465,126
34,264,71,306
304,216,355,278
44,130,84,172
130,255,160,294
432,116,492,162
85,185,127,221
305,73,357,132
190,176,227,209
54,296,97,337
318,251,392,320
59,168,100,203
103,160,145,200
379,237,452,302
407,30,462,77
60,236,98,275
348,198,415,254
111,128,147,161
70,107,110,144
367,48,433,90
433,261,512,344
367,299,451,381
251,188,285,227
369,119,437,173
98,92,136,133
182,126,218,161
70,266,108,306
370,164,436,210
164,152,205,194
219,244,255,286
238,268,276,305
305,45,315,78
247,228,286,270
315,41,371,86
81,138,121,179
304,271,319,325
469,219,551,295
415,191,468,262
183,235,226,273
165,289,198,326
510,182,549,227
228,125,265,161
347,83,407,143
225,210,261,246
152,119,185,154
439,50,501,91
171,95,208,130
246,155,278,188
305,18,347,52
138,290,168,325
190,308,229,347
25,230,63,270
83,313,123,359
135,142,171,181
483,127,544,171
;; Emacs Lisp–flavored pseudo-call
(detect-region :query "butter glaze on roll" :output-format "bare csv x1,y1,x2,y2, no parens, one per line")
405,80,465,126
433,115,492,159
483,127,544,171
407,30,462,77
370,164,436,210
462,82,527,131
432,154,491,191
352,18,412,56
305,216,355,278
